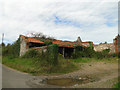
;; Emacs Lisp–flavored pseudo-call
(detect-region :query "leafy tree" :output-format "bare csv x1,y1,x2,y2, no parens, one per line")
105,41,107,44
26,32,55,40
2,38,20,58
2,43,5,47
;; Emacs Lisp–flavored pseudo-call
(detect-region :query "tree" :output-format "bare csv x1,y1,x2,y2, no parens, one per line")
2,43,5,47
105,41,107,44
26,32,55,40
6,43,11,47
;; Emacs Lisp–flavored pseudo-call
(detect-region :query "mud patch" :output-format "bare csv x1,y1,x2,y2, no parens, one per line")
46,76,97,87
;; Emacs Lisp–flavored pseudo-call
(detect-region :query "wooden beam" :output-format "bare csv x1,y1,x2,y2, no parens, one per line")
63,47,65,58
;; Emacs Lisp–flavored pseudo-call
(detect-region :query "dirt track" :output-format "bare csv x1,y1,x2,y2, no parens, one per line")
74,62,118,88
29,61,118,88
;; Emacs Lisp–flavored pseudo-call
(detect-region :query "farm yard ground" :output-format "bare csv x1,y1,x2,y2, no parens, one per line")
29,60,118,88
2,57,119,88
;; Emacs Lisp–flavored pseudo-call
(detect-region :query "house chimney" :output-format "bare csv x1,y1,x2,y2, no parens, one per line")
76,36,82,43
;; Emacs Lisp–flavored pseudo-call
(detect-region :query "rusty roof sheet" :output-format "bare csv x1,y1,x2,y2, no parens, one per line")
20,35,44,43
53,40,85,48
20,35,86,48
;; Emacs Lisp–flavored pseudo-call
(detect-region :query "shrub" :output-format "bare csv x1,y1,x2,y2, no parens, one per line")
46,44,58,66
72,46,114,59
102,49,110,54
89,42,94,50
2,43,5,47
44,41,52,46
83,47,95,58
72,46,95,59
22,44,59,66
110,53,117,57
94,52,104,59
2,38,20,58
10,38,20,57
22,49,39,58
72,46,84,58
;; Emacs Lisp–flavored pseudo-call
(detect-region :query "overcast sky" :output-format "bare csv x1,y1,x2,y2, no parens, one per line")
0,0,118,44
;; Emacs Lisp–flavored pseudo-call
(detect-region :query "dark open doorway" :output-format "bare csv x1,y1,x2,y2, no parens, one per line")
29,42,45,48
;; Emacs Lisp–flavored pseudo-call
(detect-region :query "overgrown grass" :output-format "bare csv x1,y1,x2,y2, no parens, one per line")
71,57,118,63
2,57,78,75
2,57,36,73
2,56,118,76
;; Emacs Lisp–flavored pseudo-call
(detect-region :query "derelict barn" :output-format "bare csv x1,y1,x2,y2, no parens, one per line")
20,35,45,56
52,40,86,58
20,35,93,58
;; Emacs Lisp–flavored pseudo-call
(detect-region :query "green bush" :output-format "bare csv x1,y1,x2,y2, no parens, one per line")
2,38,20,58
22,44,59,67
44,41,52,46
110,53,117,57
46,44,58,66
89,42,94,49
72,45,114,59
83,47,95,58
72,46,84,58
118,52,120,58
2,43,5,47
22,49,39,58
94,49,111,59
72,46,95,59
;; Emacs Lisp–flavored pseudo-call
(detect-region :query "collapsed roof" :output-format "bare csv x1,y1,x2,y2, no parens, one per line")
20,35,86,48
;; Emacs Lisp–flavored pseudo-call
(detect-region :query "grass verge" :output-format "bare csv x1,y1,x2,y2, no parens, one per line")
2,57,78,75
71,57,118,63
2,56,118,75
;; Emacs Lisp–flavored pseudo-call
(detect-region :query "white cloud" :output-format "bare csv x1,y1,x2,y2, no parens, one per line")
0,0,118,44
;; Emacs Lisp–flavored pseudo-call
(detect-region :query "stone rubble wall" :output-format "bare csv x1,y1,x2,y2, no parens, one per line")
20,37,28,56
31,46,47,53
82,43,90,47
94,43,115,53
